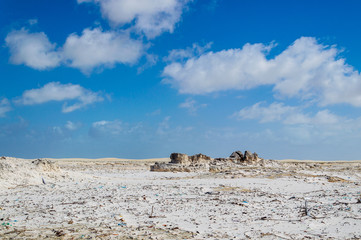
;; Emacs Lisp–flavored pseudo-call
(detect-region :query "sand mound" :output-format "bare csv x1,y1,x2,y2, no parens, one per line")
0,157,61,188
31,158,60,171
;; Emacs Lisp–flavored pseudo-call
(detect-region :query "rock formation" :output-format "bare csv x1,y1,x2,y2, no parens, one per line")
150,150,264,172
229,150,259,163
169,153,189,164
229,151,244,160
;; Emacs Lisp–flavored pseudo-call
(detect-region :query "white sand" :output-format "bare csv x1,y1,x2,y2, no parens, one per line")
0,157,360,239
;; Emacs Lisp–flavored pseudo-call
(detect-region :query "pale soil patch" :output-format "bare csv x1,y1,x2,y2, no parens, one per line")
1,157,361,239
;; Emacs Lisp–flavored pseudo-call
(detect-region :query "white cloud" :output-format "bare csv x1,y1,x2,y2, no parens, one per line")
236,102,297,123
137,53,159,73
164,42,212,62
5,27,144,73
0,98,12,117
312,110,340,125
51,126,64,136
163,37,361,107
235,102,341,125
49,121,82,139
281,114,361,145
17,82,104,113
234,102,361,146
65,121,81,131
78,0,190,38
179,98,206,114
63,28,143,72
89,120,143,138
90,120,123,136
5,29,62,70
163,42,275,94
271,37,361,106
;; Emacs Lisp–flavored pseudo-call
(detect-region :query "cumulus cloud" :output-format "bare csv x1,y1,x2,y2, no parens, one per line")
63,28,143,72
0,98,12,117
5,29,62,70
235,102,341,125
17,82,104,113
163,42,275,94
5,27,144,73
163,37,361,107
78,0,190,38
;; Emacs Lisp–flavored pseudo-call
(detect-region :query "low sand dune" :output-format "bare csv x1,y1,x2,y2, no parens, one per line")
278,159,361,163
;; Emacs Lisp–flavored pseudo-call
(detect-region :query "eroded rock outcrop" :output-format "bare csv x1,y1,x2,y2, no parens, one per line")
229,150,260,163
150,150,264,172
169,153,189,164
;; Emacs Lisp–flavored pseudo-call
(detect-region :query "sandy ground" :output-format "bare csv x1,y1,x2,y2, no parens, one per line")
1,157,361,239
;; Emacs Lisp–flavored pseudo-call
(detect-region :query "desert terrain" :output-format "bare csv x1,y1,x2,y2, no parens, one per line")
0,155,361,239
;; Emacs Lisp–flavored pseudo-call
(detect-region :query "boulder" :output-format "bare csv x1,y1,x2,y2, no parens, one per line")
230,151,244,159
170,153,189,164
244,151,253,161
242,151,260,163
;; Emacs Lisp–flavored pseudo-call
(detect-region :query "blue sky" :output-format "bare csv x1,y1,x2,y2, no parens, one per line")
1,0,361,160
